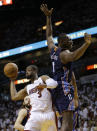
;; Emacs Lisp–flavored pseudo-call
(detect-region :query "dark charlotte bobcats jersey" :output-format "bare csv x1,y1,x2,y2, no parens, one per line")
50,47,72,83
50,47,75,113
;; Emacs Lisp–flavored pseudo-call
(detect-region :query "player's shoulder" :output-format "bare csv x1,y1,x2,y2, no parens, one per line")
39,75,50,84
50,46,58,52
60,49,71,56
62,49,71,53
40,75,49,78
40,75,49,80
54,46,58,51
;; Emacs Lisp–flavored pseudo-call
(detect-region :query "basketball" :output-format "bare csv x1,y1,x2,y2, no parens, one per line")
4,62,18,79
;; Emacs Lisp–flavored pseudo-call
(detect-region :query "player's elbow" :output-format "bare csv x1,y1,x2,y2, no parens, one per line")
72,55,77,61
72,52,80,61
11,97,16,101
14,124,17,129
68,52,77,62
11,96,17,101
14,123,24,131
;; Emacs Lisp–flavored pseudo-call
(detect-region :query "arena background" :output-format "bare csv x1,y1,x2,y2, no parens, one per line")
0,0,97,130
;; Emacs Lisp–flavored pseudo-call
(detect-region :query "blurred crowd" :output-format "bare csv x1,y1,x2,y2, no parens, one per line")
0,91,22,131
0,0,97,52
78,84,97,131
0,101,21,131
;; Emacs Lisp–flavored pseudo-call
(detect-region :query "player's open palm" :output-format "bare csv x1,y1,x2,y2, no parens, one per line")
84,33,92,45
40,4,53,16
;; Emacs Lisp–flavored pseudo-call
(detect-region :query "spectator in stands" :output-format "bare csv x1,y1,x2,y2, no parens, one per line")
14,96,30,131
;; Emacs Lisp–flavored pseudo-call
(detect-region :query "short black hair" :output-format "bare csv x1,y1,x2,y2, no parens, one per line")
26,65,38,72
58,33,73,50
58,33,71,43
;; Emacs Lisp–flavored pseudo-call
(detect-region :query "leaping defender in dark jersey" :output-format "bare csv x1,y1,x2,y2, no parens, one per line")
40,4,92,131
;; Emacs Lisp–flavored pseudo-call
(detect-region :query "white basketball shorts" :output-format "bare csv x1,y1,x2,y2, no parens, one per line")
24,110,56,131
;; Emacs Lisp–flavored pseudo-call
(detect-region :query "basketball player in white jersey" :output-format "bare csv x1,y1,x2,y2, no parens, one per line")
10,65,58,131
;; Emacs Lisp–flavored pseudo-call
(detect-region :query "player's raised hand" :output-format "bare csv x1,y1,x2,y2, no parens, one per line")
40,4,53,16
84,33,92,45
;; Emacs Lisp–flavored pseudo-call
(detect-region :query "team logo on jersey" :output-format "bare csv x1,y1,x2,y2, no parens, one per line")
29,85,43,98
29,87,38,94
51,52,58,61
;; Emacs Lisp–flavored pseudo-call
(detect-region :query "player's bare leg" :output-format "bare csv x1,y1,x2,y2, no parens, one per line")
61,111,73,131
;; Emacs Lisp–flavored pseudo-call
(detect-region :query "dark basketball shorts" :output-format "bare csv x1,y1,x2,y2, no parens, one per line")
53,86,75,114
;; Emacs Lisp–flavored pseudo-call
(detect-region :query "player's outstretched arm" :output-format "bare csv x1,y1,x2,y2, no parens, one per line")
10,80,27,101
60,33,92,64
14,109,27,131
40,75,58,89
40,4,56,52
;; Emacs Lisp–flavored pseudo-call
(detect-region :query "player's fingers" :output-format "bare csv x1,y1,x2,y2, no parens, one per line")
42,4,49,11
84,32,88,35
91,37,97,42
40,4,45,10
40,5,47,12
40,5,43,11
44,4,47,8
40,7,46,12
51,8,53,11
41,4,46,9
84,33,91,40
84,33,89,38
50,8,53,13
44,4,47,7
84,33,91,37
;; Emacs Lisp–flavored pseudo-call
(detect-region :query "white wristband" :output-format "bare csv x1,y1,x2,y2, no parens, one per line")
45,78,58,88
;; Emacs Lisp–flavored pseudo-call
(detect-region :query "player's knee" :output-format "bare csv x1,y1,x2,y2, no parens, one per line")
14,123,18,130
61,125,72,131
62,118,73,131
63,122,70,129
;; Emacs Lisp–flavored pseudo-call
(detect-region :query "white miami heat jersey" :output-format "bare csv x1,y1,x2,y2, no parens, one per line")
26,78,53,112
